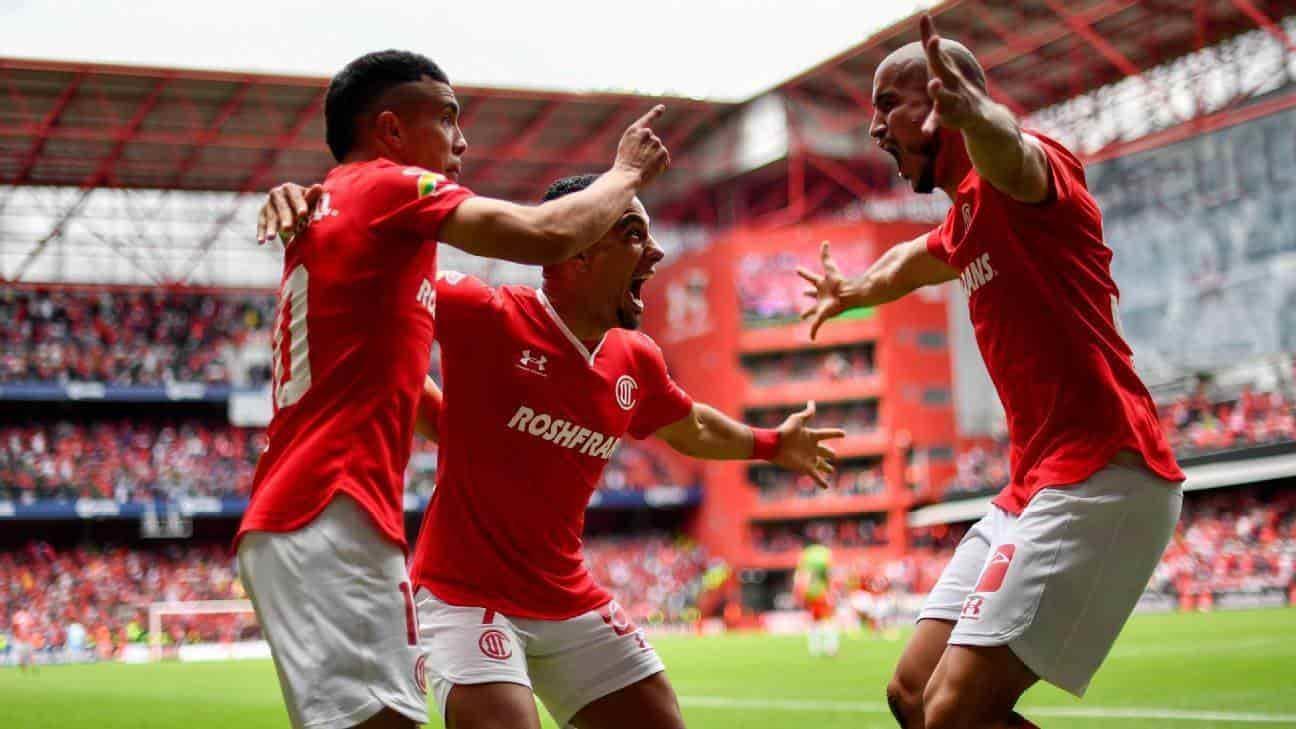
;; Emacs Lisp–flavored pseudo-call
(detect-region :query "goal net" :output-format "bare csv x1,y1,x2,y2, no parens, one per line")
145,599,265,663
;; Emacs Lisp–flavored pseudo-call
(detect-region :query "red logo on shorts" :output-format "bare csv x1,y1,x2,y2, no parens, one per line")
598,600,638,637
961,595,985,620
975,544,1016,593
599,600,648,650
479,629,512,660
414,653,428,694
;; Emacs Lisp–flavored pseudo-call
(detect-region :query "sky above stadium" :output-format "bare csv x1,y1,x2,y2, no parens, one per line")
2,0,933,101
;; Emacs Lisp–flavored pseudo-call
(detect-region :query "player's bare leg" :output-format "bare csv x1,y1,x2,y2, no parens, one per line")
921,643,1038,729
353,707,420,729
569,672,685,729
886,618,953,727
445,682,543,729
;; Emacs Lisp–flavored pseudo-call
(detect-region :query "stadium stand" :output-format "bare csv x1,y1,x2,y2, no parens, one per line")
0,286,274,387
0,535,709,660
940,384,1296,502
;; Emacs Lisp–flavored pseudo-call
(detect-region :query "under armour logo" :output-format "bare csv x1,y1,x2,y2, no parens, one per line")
961,595,985,620
518,349,548,375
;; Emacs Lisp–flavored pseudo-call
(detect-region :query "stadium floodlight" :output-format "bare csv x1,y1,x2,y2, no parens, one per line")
147,599,257,662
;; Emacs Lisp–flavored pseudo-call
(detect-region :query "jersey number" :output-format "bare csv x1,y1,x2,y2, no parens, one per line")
271,265,312,408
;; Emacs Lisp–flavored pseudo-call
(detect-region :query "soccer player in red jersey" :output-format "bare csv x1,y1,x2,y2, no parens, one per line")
408,174,845,729
798,16,1185,729
237,51,669,729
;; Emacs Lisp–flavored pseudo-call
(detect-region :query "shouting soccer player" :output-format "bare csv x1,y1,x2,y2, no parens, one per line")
412,175,843,729
237,52,669,729
797,15,1184,729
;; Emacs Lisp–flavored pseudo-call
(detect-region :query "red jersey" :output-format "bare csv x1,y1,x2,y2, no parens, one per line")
925,133,1183,514
238,159,473,548
409,274,694,619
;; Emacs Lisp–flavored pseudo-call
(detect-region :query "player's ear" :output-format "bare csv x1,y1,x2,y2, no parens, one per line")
374,110,402,150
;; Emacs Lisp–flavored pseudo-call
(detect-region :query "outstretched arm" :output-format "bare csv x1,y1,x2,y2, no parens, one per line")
919,14,1049,203
655,401,844,489
797,239,956,340
256,105,671,263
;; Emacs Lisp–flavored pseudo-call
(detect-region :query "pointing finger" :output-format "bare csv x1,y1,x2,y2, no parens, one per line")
630,104,666,130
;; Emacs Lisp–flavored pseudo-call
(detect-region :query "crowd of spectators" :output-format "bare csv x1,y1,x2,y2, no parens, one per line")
0,534,708,660
943,437,1011,499
1150,487,1295,603
1160,385,1296,457
738,244,876,324
0,542,248,661
0,419,263,503
940,386,1296,500
0,286,274,387
754,516,888,553
583,535,710,624
747,400,878,433
0,418,690,504
750,461,885,501
742,345,874,386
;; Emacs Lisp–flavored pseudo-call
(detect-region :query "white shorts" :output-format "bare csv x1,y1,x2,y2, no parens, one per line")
416,588,665,728
238,495,428,729
919,463,1182,697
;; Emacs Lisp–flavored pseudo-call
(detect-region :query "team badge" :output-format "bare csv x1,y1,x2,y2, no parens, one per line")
615,375,638,410
479,629,512,660
414,653,428,694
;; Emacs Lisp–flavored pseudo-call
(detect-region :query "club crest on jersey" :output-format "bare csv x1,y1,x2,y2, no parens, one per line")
518,349,548,376
615,375,638,410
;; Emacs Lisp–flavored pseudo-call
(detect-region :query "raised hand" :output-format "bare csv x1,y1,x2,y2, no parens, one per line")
770,401,846,489
613,105,672,188
919,14,983,135
797,241,847,341
257,183,323,244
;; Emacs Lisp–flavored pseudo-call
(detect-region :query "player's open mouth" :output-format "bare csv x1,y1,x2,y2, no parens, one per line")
627,274,651,313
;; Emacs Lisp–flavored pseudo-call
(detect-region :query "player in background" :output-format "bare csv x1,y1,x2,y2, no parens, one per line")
11,607,36,674
238,51,670,729
793,542,839,657
797,15,1184,729
411,174,842,729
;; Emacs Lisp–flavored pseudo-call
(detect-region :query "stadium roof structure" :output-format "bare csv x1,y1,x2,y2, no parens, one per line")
2,0,1295,285
0,57,733,201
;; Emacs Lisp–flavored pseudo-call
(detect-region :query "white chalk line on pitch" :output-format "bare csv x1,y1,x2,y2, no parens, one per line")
676,696,1296,723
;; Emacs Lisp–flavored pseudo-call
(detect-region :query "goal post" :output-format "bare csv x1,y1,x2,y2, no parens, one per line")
147,599,258,662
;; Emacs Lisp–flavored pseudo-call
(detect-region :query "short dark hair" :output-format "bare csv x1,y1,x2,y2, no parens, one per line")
324,50,449,162
541,174,600,202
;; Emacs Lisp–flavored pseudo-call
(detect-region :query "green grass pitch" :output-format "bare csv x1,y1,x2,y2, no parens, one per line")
4,608,1294,728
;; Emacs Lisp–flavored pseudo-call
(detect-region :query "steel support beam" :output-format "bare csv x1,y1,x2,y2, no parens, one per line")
181,90,325,282
11,75,172,281
1230,0,1296,53
12,70,86,185
473,101,562,184
1040,0,1143,77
